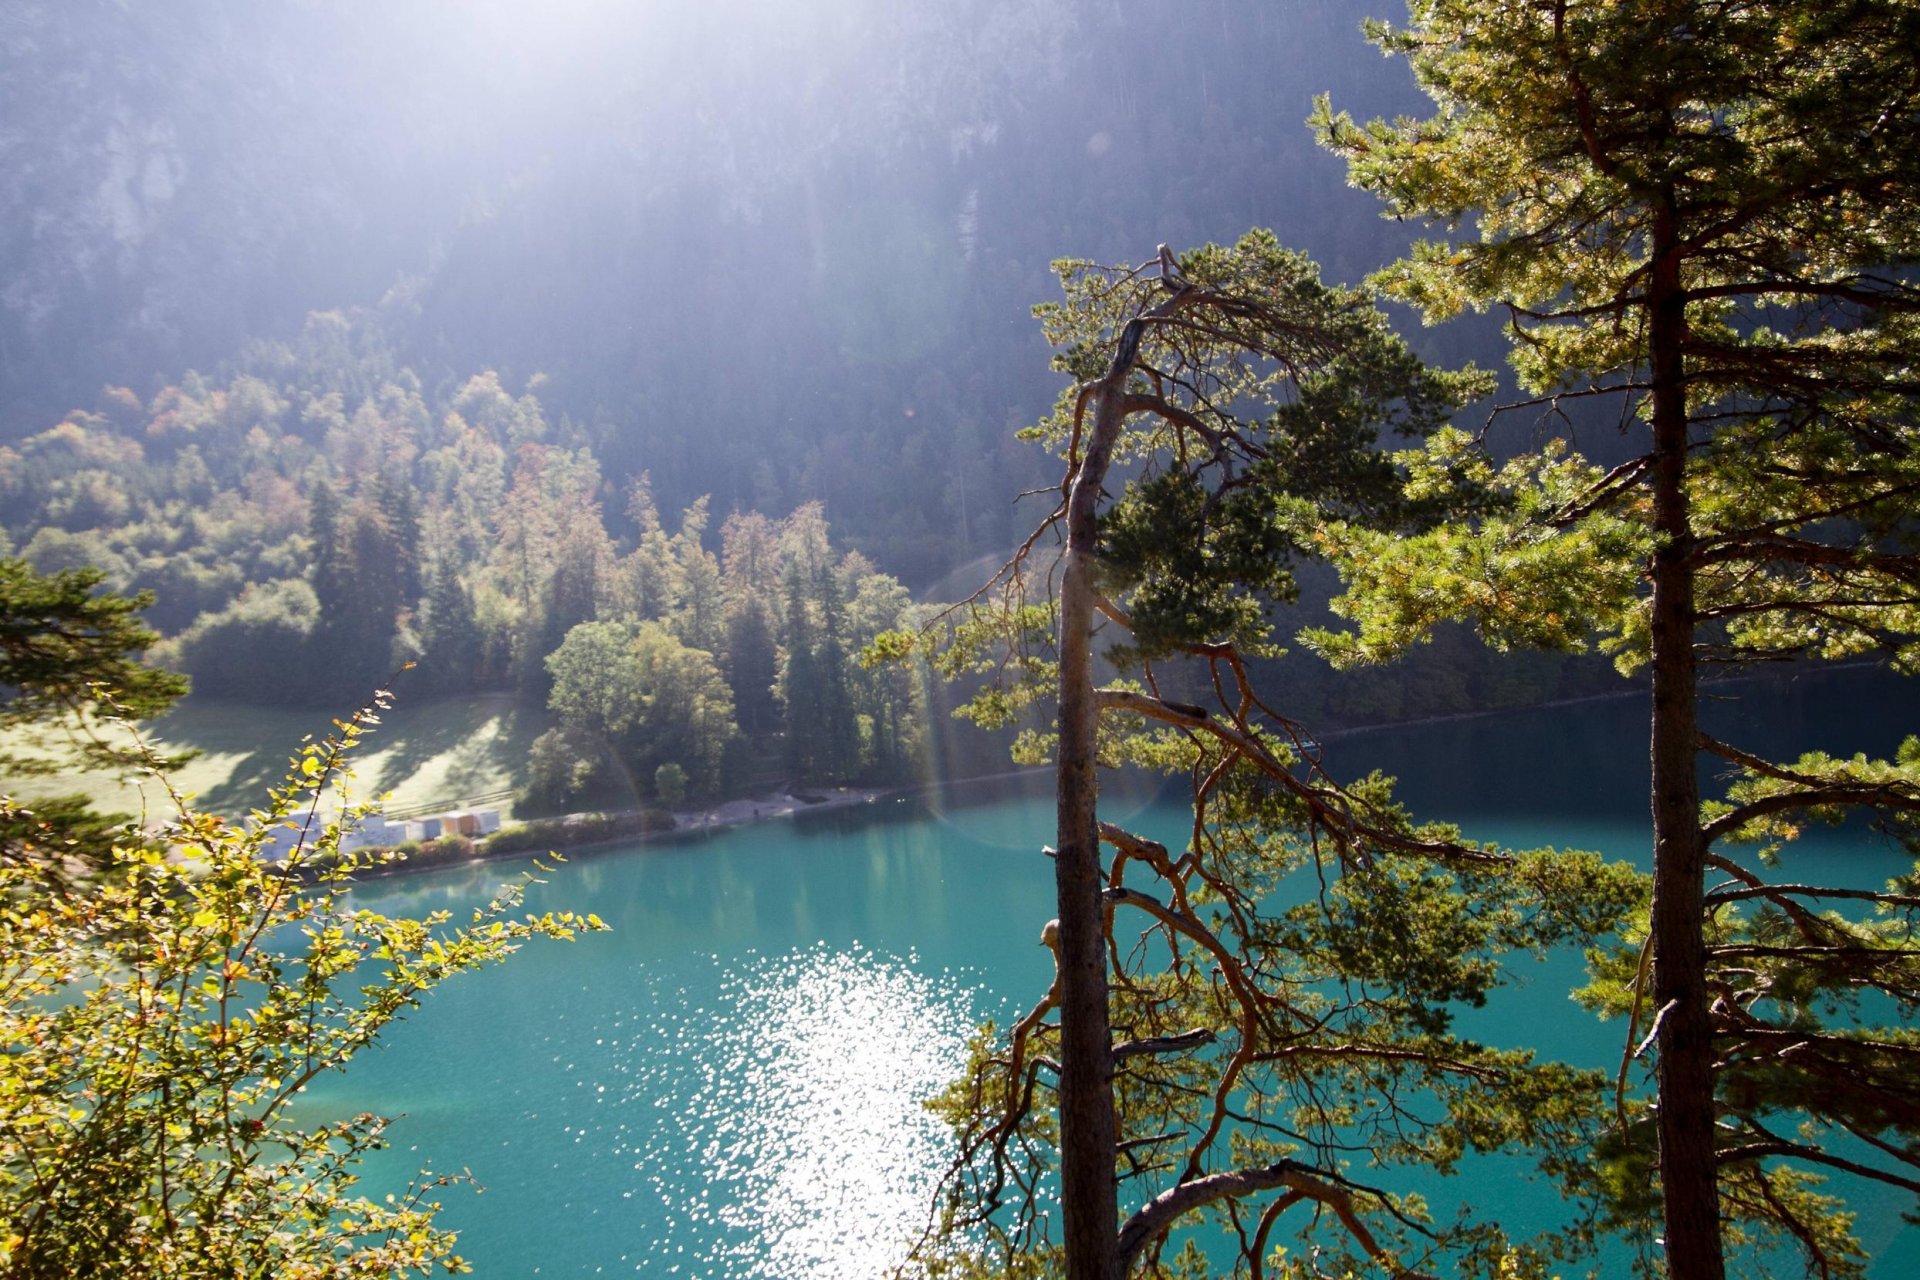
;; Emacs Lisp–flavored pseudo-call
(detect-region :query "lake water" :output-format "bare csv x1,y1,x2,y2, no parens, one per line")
308,670,1918,1276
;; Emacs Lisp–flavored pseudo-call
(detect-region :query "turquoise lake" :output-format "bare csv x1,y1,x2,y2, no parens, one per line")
309,671,1918,1276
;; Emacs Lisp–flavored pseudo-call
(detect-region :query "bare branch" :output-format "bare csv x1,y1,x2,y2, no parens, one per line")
1117,1160,1438,1278
1096,687,1509,867
1113,1029,1217,1062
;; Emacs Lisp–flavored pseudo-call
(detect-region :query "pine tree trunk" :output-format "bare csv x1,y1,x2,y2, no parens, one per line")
1645,199,1724,1280
1051,317,1143,1280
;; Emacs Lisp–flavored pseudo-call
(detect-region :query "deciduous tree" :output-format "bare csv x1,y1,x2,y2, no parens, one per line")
0,697,600,1276
546,620,739,802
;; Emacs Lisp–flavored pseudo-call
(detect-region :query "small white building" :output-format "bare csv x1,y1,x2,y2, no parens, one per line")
253,816,321,863
338,816,402,853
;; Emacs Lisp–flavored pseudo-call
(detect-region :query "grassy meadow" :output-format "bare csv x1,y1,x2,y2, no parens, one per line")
8,693,552,824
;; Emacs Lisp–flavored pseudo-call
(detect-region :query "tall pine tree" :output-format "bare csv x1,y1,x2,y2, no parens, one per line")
914,235,1642,1280
1314,2,1920,1272
811,565,861,782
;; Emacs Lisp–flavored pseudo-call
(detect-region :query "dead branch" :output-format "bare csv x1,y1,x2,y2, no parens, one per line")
1116,1159,1438,1278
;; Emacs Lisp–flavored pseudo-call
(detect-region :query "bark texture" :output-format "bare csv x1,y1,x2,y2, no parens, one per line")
1645,197,1723,1280
1054,282,1191,1280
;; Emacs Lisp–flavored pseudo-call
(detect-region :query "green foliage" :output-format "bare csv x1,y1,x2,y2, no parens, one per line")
544,621,646,741
779,563,863,785
478,809,674,858
0,557,188,777
653,761,688,808
0,557,190,881
1023,230,1491,663
414,565,483,695
155,578,321,706
545,620,738,801
1314,0,1920,1269
520,726,605,815
1098,472,1301,660
0,699,602,1277
918,240,1645,1278
3,341,928,796
1305,435,1655,671
722,595,780,735
932,741,1649,1276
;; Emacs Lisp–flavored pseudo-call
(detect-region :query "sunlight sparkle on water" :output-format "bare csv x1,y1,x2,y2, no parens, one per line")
616,945,977,1279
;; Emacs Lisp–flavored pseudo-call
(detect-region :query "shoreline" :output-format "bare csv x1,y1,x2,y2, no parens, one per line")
333,782,920,882
665,783,896,834
342,662,1889,882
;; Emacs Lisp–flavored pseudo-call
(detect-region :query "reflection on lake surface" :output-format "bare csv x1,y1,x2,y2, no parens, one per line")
649,946,975,1278
305,779,1053,1277
312,942,994,1278
306,671,1917,1276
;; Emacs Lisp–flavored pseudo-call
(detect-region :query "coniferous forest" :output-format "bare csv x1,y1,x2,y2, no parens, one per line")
3,1,1919,1278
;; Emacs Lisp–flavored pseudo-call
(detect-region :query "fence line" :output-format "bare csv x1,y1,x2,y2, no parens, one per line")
382,787,516,821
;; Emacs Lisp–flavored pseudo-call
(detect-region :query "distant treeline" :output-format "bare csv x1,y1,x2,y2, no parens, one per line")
0,312,1624,809
0,325,937,808
1,0,1457,584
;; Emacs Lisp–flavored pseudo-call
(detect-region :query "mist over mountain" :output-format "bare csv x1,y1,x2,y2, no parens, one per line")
2,0,1467,573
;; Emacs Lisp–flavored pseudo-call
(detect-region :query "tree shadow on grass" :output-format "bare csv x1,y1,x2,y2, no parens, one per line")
152,709,337,821
140,695,545,821
364,697,547,807
193,750,305,819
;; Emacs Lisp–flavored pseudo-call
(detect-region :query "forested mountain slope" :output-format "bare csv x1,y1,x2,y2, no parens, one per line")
1,0,1614,798
1,0,1471,577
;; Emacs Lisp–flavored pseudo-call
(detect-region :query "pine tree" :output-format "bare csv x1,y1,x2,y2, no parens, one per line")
418,563,482,693
811,564,861,782
306,479,347,622
0,558,186,752
1313,3,1920,1271
371,469,422,604
332,500,406,697
914,235,1641,1280
672,498,726,655
306,481,403,697
780,565,824,781
623,473,678,622
724,595,779,735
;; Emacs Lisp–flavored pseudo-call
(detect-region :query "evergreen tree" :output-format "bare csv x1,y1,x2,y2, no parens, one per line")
489,444,606,696
810,564,861,782
623,472,679,623
1,558,190,875
371,468,422,604
0,557,187,768
328,500,406,697
672,497,726,655
418,562,482,693
302,478,401,697
305,478,347,623
779,565,824,781
723,594,780,735
845,571,922,783
914,237,1639,1280
1314,3,1920,1272
534,519,616,691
